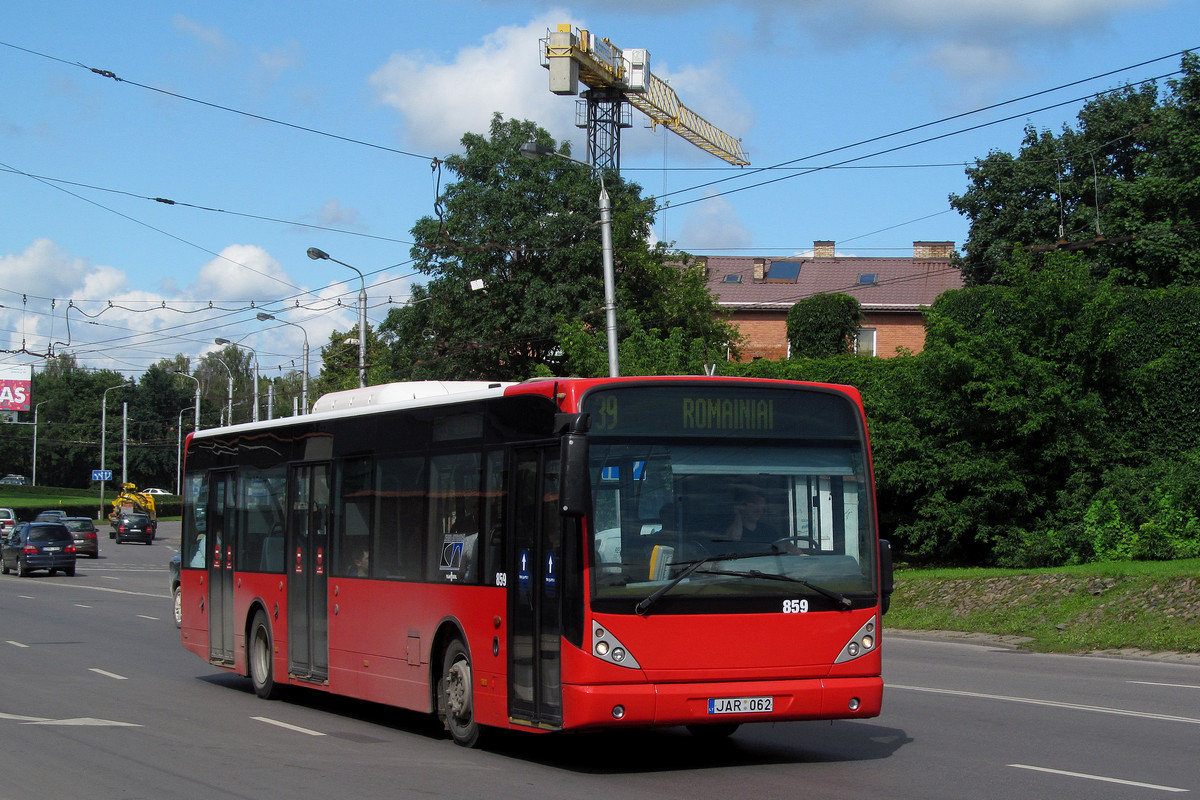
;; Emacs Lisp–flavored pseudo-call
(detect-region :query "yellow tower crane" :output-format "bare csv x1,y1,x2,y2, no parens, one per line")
541,24,749,171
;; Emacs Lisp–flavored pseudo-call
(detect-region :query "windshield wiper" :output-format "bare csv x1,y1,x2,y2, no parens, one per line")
634,549,781,616
694,568,853,609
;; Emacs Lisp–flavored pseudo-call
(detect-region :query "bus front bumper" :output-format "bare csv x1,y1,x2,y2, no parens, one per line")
561,676,883,730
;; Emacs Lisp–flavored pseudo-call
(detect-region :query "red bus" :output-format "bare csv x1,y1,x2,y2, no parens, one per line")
179,377,892,746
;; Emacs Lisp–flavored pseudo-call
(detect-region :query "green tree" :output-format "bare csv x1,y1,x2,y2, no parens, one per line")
951,53,1200,287
310,323,388,399
786,293,864,358
379,114,735,380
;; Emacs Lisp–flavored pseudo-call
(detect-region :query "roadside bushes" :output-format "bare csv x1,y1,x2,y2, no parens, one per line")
725,251,1200,566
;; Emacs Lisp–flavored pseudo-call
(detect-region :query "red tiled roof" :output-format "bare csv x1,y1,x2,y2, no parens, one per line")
702,255,964,311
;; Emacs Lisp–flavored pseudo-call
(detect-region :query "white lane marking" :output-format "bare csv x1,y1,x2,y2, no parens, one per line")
25,717,141,727
890,684,1200,724
252,716,326,737
1010,764,1188,793
1129,681,1200,690
89,668,128,681
102,576,121,580
0,712,50,722
12,581,166,599
75,604,93,609
137,614,160,621
6,641,29,648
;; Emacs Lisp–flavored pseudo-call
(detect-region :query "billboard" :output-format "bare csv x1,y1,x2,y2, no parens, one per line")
0,364,33,412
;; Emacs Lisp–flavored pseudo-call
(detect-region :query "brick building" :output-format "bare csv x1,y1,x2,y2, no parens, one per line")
701,241,963,360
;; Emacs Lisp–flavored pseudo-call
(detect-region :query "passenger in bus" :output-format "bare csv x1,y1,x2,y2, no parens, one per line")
720,485,778,548
350,548,370,577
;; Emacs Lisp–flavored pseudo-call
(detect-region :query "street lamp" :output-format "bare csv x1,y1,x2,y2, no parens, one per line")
176,405,194,495
100,381,129,521
216,338,260,422
308,247,367,388
257,312,309,414
519,141,619,377
31,400,49,486
209,356,235,426
168,370,202,431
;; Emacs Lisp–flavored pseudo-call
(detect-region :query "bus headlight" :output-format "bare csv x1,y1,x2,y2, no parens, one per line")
591,621,641,669
834,617,880,664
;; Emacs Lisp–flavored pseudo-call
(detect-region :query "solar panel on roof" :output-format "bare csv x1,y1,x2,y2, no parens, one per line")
767,261,801,280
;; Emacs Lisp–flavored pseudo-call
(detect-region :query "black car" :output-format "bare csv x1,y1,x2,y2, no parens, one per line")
113,512,155,544
63,517,100,558
1,522,77,577
169,553,182,628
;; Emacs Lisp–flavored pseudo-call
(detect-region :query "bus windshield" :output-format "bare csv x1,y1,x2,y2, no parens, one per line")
582,383,877,614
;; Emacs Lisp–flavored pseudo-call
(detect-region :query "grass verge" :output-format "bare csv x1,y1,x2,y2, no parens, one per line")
887,559,1200,654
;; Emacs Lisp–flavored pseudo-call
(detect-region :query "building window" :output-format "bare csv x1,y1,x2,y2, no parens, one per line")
856,328,876,357
858,273,877,285
722,274,742,283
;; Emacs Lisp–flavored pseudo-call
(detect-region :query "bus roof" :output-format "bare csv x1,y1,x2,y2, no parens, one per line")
309,381,514,414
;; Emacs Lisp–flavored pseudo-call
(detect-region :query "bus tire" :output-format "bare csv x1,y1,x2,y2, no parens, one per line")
440,639,482,747
249,611,282,700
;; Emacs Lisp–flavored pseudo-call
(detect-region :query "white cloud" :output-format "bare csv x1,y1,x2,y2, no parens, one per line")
368,12,753,161
188,245,296,299
311,199,365,231
673,195,753,251
369,13,575,154
172,15,232,54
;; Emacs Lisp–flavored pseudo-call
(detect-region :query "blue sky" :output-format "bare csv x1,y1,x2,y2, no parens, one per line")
2,0,1196,379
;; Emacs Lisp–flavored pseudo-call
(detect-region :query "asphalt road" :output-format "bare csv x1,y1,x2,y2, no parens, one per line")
1,522,1196,799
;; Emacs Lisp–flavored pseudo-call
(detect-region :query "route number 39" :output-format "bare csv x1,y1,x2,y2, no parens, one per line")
782,599,809,614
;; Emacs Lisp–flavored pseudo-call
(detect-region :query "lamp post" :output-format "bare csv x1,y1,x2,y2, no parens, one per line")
31,400,48,486
216,339,260,422
210,356,234,426
168,370,202,431
519,141,619,377
176,405,194,495
257,312,309,414
307,247,367,388
100,381,128,521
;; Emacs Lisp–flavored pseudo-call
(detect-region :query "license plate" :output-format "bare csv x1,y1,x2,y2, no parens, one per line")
708,696,773,714
43,546,61,552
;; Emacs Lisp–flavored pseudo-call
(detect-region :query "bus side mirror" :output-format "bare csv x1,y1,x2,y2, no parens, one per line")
879,539,895,615
557,413,591,517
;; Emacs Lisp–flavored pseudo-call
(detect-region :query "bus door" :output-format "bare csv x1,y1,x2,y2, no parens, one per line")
208,470,236,665
287,462,330,682
507,446,563,729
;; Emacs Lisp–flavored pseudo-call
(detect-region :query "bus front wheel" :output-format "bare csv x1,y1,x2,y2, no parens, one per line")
440,639,482,747
249,611,282,700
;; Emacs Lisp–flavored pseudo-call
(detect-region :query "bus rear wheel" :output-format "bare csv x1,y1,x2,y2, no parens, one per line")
249,611,282,700
440,639,482,747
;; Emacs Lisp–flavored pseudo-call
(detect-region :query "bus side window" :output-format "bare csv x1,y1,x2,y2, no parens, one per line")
375,455,425,580
484,450,505,583
334,456,373,577
428,452,482,584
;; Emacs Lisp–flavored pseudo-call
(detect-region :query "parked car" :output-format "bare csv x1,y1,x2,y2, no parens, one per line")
62,517,100,558
0,508,16,535
0,475,28,486
34,510,67,523
1,522,76,577
169,553,181,628
143,488,170,495
113,512,155,544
